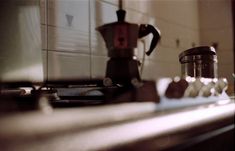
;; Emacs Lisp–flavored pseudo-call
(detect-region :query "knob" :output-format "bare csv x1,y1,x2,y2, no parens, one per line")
131,78,143,88
184,78,204,97
214,78,228,94
103,77,113,87
199,81,215,97
165,78,188,99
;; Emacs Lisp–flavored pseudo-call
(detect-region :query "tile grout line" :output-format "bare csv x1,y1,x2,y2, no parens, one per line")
88,0,92,79
46,0,49,82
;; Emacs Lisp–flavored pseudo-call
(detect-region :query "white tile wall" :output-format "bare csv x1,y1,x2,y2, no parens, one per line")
42,0,91,80
48,0,89,31
149,46,180,63
40,0,47,25
124,0,200,30
100,0,118,5
142,60,181,80
47,0,89,53
91,55,109,78
47,26,90,53
41,25,47,50
40,0,233,87
47,51,90,80
42,50,48,80
125,7,151,24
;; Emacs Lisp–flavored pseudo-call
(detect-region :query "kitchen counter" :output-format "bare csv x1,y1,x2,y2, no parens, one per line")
0,98,234,151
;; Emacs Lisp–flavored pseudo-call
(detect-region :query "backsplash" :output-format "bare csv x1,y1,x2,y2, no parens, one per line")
40,0,233,91
0,0,43,82
198,0,234,92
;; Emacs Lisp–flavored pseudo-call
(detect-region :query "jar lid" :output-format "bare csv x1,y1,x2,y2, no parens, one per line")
179,46,216,63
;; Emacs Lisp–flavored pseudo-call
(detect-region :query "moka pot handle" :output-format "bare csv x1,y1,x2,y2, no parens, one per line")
138,24,161,56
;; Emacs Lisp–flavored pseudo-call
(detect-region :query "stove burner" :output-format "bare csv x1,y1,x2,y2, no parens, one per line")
0,79,159,113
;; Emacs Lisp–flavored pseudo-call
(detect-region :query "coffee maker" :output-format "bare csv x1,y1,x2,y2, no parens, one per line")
96,3,161,86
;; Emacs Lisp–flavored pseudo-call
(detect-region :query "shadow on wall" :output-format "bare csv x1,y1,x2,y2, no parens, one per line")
0,0,43,83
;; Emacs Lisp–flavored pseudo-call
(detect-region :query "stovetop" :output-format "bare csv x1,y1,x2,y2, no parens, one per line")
0,77,230,114
0,79,159,113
